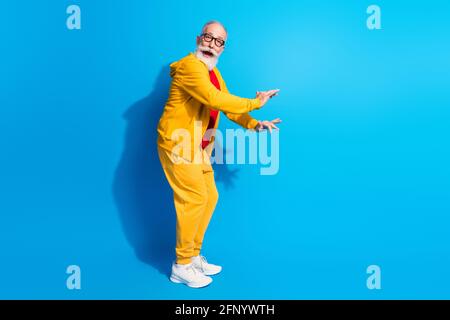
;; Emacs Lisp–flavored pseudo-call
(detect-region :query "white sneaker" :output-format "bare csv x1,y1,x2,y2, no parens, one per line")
169,262,213,288
192,255,222,276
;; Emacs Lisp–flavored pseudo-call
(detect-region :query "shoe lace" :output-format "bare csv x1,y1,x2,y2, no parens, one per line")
187,264,199,275
199,255,208,271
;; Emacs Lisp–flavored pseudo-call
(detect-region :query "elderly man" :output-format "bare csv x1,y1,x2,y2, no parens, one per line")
157,20,280,288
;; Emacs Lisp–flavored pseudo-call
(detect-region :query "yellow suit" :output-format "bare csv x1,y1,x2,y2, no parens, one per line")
157,52,260,264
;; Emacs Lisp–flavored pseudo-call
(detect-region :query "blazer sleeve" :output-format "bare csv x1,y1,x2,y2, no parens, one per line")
176,58,262,114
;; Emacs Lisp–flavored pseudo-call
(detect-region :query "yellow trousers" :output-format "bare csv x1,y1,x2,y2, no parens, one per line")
157,145,219,264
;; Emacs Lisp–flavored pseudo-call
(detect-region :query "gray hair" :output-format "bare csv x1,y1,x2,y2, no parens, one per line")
200,20,228,39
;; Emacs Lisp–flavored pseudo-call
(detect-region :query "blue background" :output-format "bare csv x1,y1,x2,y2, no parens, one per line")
1,0,449,299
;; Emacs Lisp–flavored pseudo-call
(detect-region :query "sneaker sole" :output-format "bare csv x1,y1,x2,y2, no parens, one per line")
169,275,213,288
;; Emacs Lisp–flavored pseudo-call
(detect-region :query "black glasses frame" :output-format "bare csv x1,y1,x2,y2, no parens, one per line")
200,33,226,47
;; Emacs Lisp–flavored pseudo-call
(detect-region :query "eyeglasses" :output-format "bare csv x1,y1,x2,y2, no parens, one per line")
200,33,226,48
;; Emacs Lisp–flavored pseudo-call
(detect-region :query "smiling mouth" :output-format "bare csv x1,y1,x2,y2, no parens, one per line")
202,51,214,58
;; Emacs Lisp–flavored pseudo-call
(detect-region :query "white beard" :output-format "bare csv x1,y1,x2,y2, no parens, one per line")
194,45,220,71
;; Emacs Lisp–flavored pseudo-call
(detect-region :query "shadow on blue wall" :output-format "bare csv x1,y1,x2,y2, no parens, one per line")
113,65,175,277
112,63,241,277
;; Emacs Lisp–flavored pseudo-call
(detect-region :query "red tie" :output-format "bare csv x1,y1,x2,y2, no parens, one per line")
201,70,220,149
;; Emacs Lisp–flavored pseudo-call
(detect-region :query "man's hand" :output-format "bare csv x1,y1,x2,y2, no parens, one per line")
256,89,280,107
254,118,282,133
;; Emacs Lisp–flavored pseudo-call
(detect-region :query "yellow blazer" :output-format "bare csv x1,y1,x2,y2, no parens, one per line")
157,52,261,162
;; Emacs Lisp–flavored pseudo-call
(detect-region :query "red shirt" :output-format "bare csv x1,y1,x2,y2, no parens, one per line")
201,70,221,149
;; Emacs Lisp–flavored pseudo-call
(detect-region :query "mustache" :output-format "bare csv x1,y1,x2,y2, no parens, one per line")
197,45,219,57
